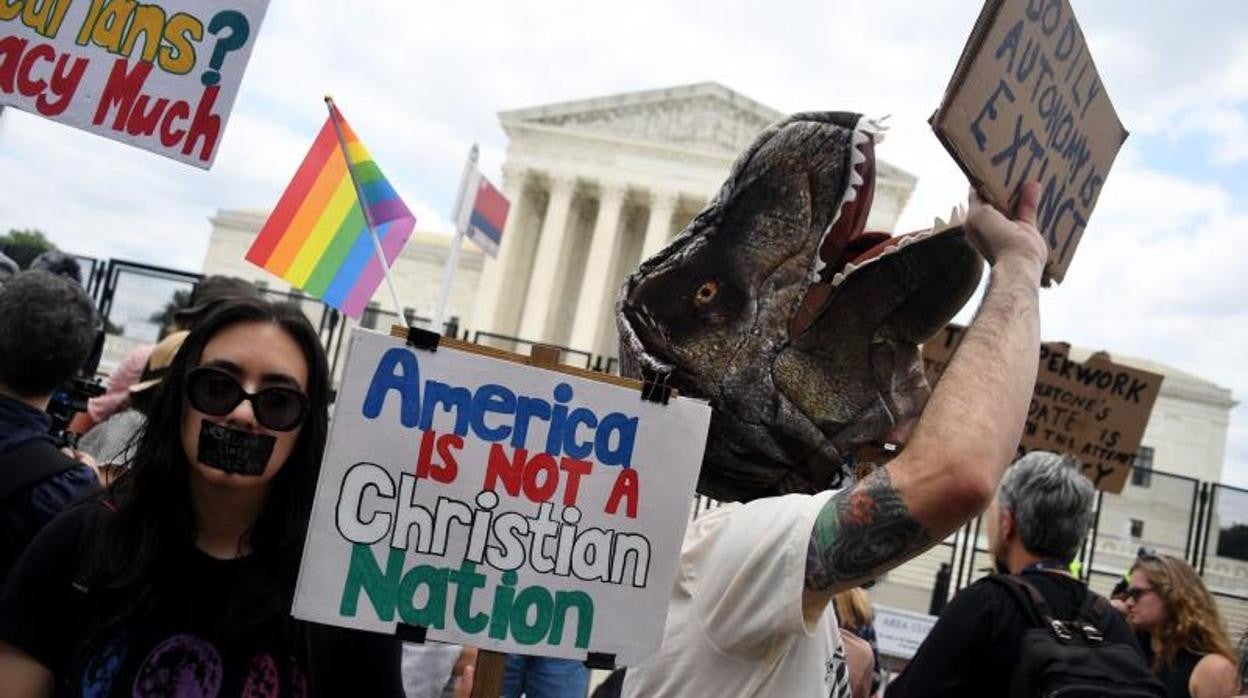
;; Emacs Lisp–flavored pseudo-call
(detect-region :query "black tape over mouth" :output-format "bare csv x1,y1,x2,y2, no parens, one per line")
197,421,276,476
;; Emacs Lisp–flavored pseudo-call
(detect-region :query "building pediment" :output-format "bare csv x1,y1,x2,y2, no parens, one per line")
500,82,783,154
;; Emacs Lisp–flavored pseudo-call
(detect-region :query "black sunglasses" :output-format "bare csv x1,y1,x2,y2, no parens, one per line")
1124,586,1155,602
186,367,309,432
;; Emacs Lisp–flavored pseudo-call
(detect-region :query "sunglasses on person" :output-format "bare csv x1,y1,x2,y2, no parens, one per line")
1124,586,1156,602
186,366,309,432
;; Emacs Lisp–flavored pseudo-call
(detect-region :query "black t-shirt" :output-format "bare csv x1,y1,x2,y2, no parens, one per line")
886,570,1143,697
0,504,405,697
1141,640,1202,698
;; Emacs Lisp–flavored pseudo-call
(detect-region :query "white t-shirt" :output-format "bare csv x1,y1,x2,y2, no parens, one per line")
623,492,851,698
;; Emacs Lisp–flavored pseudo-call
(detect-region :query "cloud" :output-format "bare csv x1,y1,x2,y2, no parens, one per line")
1173,106,1248,166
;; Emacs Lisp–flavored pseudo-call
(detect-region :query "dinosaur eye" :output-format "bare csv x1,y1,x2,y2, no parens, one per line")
693,280,719,305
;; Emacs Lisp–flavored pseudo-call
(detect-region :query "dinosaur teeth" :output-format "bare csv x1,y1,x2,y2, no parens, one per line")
811,119,880,280
850,144,868,167
859,115,890,144
949,205,966,226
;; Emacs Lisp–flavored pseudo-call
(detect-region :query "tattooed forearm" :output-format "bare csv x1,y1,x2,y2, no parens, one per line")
805,468,933,592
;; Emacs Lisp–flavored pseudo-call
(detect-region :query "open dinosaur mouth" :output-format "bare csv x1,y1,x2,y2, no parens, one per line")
792,116,970,340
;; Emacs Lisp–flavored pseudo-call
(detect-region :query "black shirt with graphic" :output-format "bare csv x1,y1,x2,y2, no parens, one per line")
0,504,404,697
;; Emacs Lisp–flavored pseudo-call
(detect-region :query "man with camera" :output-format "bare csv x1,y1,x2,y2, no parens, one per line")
0,271,102,584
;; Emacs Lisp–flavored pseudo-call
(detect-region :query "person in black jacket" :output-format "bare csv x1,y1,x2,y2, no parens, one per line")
887,452,1145,696
0,271,100,584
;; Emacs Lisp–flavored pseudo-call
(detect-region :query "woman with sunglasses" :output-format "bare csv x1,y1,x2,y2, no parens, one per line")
1126,554,1240,698
0,299,413,696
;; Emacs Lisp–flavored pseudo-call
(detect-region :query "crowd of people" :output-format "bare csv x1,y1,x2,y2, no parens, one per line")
0,182,1242,698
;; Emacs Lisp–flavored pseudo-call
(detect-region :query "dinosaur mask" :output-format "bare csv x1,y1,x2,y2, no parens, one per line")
617,112,983,502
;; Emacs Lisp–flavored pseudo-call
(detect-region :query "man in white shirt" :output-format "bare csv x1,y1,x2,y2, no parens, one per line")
622,176,1048,698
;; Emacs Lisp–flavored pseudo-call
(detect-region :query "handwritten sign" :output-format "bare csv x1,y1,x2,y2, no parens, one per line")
293,330,712,664
931,0,1127,282
1,0,269,168
1028,345,1163,492
923,324,1163,493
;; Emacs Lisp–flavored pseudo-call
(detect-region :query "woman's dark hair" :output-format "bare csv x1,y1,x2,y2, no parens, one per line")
85,298,330,638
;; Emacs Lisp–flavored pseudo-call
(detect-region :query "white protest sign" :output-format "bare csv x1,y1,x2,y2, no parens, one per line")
293,329,712,665
1,0,269,168
874,605,937,661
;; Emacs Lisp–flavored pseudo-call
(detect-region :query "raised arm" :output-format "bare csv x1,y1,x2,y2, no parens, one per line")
804,182,1047,607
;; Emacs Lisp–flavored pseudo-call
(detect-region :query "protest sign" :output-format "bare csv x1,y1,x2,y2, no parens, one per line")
1028,345,1163,493
875,605,937,664
931,0,1127,283
1,0,269,168
922,324,1163,493
293,329,712,665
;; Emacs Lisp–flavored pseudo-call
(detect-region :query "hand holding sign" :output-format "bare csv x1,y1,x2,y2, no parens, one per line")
932,0,1126,282
965,180,1047,270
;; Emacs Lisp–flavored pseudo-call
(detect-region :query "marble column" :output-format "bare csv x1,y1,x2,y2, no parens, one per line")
639,191,679,260
518,174,575,340
472,165,527,332
569,184,626,351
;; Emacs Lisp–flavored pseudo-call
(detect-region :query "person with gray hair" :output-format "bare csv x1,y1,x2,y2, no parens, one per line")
991,451,1096,573
887,452,1157,696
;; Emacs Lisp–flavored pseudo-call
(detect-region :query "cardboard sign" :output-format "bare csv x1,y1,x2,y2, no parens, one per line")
1028,345,1163,492
922,324,1163,493
1,0,269,168
931,0,1127,282
293,329,712,665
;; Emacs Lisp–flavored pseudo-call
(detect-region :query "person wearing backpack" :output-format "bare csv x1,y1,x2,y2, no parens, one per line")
887,452,1164,697
0,271,101,585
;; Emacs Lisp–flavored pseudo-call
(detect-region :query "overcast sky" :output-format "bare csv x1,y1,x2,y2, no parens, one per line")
2,1,1246,487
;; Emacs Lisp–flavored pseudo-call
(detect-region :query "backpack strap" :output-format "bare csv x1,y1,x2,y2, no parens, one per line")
0,440,79,500
1070,587,1112,644
988,574,1083,643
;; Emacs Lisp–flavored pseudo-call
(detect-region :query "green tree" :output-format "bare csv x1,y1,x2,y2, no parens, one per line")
1218,523,1248,562
0,228,56,269
148,289,192,334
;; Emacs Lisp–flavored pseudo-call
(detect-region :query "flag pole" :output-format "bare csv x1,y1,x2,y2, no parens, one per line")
433,144,478,334
324,96,407,323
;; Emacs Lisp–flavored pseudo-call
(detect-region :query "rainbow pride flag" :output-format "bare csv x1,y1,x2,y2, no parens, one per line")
246,103,415,318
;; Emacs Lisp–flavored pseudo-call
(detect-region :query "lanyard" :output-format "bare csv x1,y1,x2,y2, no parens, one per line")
1020,560,1072,577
